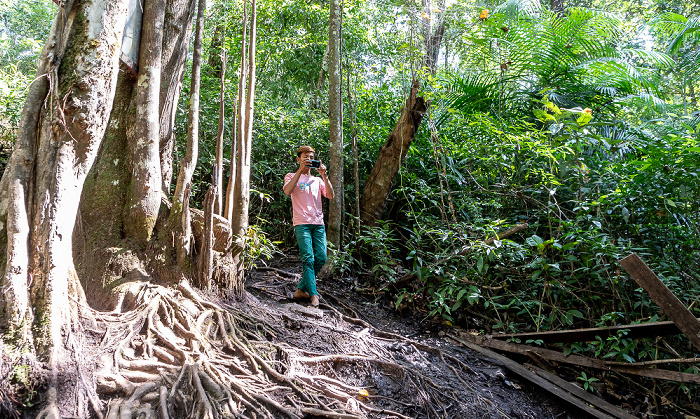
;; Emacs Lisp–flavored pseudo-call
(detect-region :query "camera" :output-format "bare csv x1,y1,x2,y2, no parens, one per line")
308,159,321,168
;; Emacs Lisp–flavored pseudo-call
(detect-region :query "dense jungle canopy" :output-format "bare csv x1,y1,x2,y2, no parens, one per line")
0,0,699,417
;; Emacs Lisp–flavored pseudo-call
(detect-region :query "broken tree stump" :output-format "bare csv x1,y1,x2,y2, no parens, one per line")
619,253,700,353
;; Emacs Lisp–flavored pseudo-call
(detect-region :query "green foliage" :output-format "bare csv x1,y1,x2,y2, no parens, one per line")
0,0,55,164
243,224,281,269
0,0,54,72
357,221,402,282
576,371,600,392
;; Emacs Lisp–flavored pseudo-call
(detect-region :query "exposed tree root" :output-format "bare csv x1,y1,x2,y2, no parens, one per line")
23,273,565,418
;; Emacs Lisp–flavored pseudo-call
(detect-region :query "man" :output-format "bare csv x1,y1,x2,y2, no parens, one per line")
283,145,334,308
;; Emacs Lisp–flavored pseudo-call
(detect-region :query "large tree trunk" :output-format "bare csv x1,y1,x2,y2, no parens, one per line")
0,0,252,415
360,80,427,227
0,0,129,415
327,0,343,250
359,2,442,228
3,0,129,354
124,0,165,245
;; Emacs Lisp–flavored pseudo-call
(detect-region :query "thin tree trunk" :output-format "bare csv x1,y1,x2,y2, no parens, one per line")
689,82,697,109
125,0,165,245
314,44,329,109
360,80,427,227
159,0,197,193
172,0,206,266
346,59,360,236
231,0,256,239
327,0,343,249
198,185,215,288
421,0,446,74
225,0,249,223
214,48,227,215
550,0,565,15
207,22,225,79
224,137,238,222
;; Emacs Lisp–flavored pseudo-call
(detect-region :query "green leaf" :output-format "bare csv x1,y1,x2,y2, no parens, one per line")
576,111,592,125
568,309,584,318
456,288,468,302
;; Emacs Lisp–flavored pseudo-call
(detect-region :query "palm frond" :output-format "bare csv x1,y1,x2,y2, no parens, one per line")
621,48,675,68
494,0,543,18
666,16,700,55
432,72,519,126
614,93,667,111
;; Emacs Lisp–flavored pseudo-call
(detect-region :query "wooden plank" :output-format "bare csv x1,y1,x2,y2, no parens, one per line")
454,333,700,385
454,337,620,419
619,253,700,352
491,320,684,344
524,363,637,419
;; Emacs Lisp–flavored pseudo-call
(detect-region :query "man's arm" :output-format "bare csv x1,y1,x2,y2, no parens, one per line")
283,170,303,196
317,163,334,200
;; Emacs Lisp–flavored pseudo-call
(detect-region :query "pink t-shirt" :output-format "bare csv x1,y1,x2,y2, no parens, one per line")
284,173,328,226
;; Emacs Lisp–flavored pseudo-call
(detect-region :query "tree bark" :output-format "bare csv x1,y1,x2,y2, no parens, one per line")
360,80,427,227
159,0,197,193
550,0,565,16
346,61,360,236
197,185,216,288
421,0,446,74
225,0,249,224
172,0,206,267
231,0,256,239
314,43,329,109
359,2,443,229
227,0,256,294
214,48,227,215
327,0,343,250
125,0,165,245
0,0,130,379
207,21,225,80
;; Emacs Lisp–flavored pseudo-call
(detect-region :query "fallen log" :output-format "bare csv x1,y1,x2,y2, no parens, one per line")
452,335,635,419
524,363,637,419
490,320,692,344
483,222,529,246
619,253,700,352
454,333,700,385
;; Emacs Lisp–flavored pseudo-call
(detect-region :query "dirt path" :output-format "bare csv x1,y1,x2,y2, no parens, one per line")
237,254,582,419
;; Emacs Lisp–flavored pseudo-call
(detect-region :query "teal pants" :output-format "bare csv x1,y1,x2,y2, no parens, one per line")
294,224,327,297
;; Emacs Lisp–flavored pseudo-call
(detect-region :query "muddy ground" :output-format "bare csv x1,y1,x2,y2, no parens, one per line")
238,252,591,419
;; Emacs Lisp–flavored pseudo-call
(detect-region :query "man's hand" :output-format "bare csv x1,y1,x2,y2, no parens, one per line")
297,157,311,173
317,162,327,177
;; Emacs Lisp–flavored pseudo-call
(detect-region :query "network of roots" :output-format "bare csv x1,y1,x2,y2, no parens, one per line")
57,274,545,419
